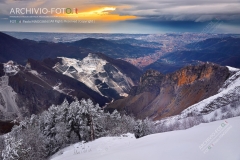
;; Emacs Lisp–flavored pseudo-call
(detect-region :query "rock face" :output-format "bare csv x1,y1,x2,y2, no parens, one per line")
157,66,240,125
53,53,140,100
106,63,230,120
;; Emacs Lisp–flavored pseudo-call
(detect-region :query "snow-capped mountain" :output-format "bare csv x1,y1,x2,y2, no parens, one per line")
53,53,136,99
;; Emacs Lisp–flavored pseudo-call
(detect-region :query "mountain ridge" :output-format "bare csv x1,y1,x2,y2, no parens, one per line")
106,63,230,120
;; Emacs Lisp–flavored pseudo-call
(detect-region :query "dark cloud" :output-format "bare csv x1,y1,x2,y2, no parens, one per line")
91,0,240,22
0,0,6,3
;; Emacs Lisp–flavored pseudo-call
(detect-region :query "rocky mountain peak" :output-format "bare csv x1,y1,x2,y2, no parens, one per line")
168,62,229,87
107,62,230,120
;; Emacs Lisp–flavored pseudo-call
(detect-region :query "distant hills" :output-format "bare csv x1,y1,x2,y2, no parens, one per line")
0,32,90,64
144,37,240,73
0,32,156,71
64,38,158,58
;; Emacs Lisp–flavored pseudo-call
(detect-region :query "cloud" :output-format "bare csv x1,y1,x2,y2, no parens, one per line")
1,0,240,33
54,7,137,21
87,0,240,22
0,0,6,3
1,0,240,22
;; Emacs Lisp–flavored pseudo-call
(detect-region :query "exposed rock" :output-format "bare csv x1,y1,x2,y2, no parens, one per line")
53,53,141,100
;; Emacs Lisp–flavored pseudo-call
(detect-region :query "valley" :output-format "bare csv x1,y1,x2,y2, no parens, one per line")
0,32,240,160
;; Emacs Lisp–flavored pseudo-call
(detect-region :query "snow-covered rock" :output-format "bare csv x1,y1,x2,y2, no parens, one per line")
3,61,19,75
0,75,21,120
53,53,133,99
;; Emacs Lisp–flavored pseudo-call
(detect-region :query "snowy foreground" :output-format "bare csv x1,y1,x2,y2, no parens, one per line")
51,116,240,160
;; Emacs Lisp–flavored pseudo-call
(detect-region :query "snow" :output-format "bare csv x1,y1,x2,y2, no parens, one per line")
28,70,39,76
51,117,240,160
53,53,133,97
53,83,64,93
3,61,19,75
120,93,129,97
227,66,240,72
59,53,107,74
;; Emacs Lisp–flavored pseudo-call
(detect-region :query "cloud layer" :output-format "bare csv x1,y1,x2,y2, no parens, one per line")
0,0,240,33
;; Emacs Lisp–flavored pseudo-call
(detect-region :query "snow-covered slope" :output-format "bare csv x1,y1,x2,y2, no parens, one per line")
53,53,134,99
51,116,240,160
227,66,240,72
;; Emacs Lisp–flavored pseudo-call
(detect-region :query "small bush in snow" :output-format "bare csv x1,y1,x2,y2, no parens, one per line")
214,112,218,118
209,116,216,122
230,101,239,110
221,106,229,113
134,118,154,138
234,108,240,116
223,111,234,119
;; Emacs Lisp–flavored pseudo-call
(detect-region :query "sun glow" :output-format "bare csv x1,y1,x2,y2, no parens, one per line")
56,6,136,21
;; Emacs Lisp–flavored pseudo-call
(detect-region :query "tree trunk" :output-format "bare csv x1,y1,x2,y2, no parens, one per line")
90,115,95,141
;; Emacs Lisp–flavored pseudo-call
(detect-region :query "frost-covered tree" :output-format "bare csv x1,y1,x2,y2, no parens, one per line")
2,134,31,160
56,99,69,123
80,99,106,141
134,120,144,138
67,100,87,142
119,114,136,134
8,115,47,160
2,134,21,160
107,110,122,136
2,98,157,159
134,118,154,138
40,105,60,155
